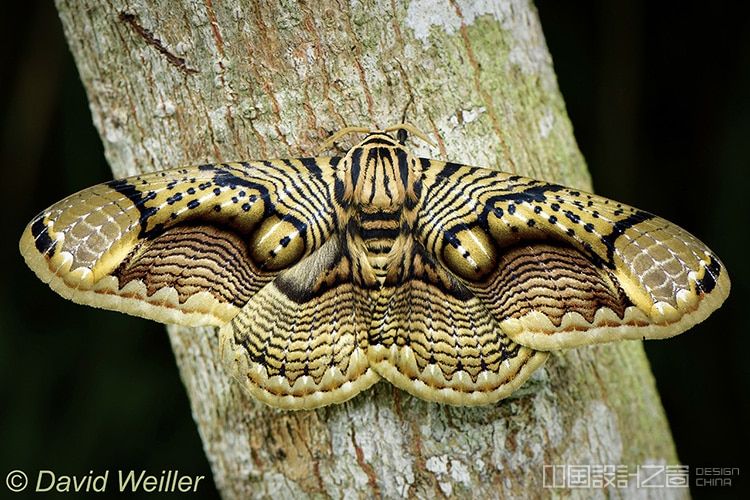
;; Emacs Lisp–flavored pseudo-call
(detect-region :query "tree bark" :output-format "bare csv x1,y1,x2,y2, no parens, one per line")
55,0,685,497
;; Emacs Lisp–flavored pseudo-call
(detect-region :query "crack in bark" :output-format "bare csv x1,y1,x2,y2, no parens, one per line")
203,0,225,55
351,425,381,497
245,1,292,152
201,0,243,155
118,11,199,75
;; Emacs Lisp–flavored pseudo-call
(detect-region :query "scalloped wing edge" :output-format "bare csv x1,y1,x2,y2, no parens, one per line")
19,228,232,327
219,326,381,410
369,344,549,406
501,267,730,350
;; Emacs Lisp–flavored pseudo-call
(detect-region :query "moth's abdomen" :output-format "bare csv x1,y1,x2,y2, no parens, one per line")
348,208,405,283
356,209,401,249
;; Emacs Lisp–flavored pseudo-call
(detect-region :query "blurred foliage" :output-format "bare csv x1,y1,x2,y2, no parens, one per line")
0,1,746,498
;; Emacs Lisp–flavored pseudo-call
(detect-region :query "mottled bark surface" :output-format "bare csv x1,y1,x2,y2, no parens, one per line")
56,0,684,497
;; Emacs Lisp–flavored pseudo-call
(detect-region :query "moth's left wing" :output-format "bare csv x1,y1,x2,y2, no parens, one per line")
19,159,339,326
415,160,730,350
220,236,380,410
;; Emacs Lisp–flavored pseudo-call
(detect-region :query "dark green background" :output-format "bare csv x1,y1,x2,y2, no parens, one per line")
1,2,746,498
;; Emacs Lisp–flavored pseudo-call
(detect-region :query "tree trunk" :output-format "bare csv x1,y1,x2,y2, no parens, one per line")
55,0,684,497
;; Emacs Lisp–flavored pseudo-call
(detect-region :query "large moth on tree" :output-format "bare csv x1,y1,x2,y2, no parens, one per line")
19,126,730,409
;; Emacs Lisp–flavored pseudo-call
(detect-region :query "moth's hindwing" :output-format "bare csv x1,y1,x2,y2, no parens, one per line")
219,237,380,410
19,159,339,327
416,160,730,351
367,242,549,406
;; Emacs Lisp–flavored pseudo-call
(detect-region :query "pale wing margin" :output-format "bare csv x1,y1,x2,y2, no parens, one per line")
19,159,339,327
417,159,730,351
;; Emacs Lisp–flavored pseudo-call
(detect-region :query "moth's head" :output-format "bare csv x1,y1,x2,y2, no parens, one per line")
337,129,425,211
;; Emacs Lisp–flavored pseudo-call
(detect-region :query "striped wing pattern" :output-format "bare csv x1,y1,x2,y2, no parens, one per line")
19,130,730,409
415,161,730,351
367,243,548,406
219,237,380,409
19,159,339,326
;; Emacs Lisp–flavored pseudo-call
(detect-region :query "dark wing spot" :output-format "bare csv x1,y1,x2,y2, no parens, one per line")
696,256,722,294
564,210,580,224
31,217,55,256
166,193,183,205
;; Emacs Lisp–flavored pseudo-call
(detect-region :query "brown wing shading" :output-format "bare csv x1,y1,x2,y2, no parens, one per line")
219,237,379,410
415,160,730,350
19,159,339,326
367,241,548,405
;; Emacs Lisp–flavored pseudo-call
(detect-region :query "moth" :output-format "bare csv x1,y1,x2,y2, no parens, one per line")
20,125,730,410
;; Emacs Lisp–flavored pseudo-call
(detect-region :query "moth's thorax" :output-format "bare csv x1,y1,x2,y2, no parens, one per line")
336,133,422,285
337,133,421,211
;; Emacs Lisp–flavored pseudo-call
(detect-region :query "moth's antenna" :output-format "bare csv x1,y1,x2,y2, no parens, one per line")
399,96,415,137
318,126,371,153
383,124,436,148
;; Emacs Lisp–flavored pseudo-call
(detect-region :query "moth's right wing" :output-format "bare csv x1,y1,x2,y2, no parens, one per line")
19,158,340,327
413,160,730,350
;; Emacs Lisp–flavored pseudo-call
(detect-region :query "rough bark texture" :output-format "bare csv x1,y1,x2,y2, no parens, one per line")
56,1,685,498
